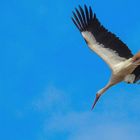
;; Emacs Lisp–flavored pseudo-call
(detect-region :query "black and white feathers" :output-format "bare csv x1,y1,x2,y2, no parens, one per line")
72,5,140,83
131,66,140,83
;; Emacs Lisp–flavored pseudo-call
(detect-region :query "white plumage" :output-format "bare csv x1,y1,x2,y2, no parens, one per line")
72,5,140,109
82,31,126,69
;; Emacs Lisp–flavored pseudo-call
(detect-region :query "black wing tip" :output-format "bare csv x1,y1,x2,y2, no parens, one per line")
71,17,81,31
78,5,82,9
84,4,88,10
94,13,96,18
71,5,96,32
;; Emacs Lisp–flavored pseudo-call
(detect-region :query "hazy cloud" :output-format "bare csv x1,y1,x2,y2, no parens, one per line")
33,85,140,140
43,110,140,140
32,85,71,113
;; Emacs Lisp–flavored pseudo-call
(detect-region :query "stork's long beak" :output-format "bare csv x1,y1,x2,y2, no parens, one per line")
132,52,140,62
91,93,101,110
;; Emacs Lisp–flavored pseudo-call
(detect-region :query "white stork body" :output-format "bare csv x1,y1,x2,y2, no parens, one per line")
72,5,140,109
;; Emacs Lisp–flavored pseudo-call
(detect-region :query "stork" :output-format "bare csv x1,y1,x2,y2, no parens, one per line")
71,5,140,110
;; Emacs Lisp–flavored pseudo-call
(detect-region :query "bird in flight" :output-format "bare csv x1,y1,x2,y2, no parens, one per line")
71,5,140,110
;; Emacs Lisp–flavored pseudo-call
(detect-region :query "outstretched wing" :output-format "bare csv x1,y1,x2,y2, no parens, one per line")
72,5,133,70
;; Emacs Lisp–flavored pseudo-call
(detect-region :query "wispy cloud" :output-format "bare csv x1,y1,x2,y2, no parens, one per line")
32,85,140,140
32,85,71,113
43,110,140,140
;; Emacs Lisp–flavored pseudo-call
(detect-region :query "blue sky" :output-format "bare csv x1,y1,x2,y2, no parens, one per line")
1,0,140,140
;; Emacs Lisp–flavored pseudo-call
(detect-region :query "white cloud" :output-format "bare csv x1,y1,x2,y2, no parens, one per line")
44,111,140,140
32,85,71,113
32,85,140,140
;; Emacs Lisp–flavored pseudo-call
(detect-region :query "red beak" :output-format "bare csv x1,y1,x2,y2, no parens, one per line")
91,94,101,110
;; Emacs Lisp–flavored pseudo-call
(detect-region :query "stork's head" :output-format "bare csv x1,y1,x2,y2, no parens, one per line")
132,52,140,66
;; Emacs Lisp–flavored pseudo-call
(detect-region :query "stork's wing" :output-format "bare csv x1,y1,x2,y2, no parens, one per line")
72,5,133,70
131,66,140,83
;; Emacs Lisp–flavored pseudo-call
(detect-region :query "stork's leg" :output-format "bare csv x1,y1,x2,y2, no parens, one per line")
91,84,113,110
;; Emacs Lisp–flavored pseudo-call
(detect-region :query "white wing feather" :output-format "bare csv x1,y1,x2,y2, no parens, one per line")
82,31,126,70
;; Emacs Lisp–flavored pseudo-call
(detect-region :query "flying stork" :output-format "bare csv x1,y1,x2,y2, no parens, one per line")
71,5,140,110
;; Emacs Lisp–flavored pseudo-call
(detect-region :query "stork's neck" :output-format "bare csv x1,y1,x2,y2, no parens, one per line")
98,83,113,96
92,83,113,110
